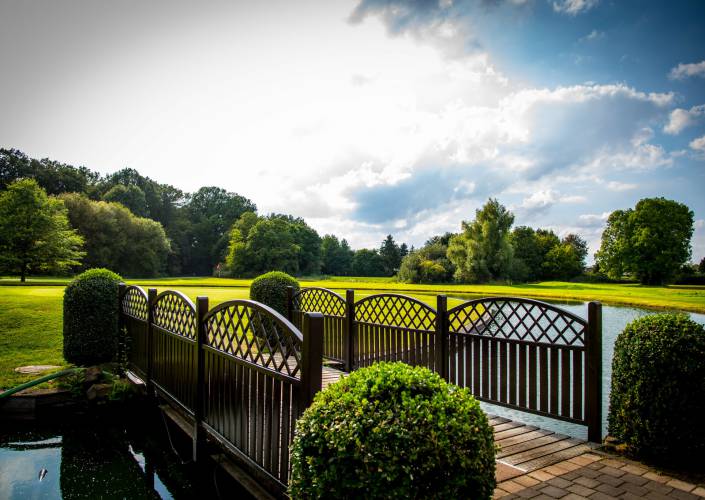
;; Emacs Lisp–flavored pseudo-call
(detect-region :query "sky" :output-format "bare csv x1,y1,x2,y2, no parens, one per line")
1,0,704,263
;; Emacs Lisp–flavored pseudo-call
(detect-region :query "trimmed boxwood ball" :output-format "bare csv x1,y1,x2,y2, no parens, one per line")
289,362,496,499
249,271,299,316
63,268,123,366
608,314,705,462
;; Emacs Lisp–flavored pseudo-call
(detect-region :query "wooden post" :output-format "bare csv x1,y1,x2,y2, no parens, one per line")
586,301,602,443
193,296,209,462
118,283,126,375
301,312,324,408
345,289,355,372
147,288,157,396
435,295,448,381
286,286,294,322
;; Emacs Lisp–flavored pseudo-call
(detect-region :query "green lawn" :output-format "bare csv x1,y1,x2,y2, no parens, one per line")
1,277,703,389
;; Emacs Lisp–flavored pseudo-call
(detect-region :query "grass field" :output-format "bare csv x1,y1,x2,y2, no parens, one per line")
1,276,704,389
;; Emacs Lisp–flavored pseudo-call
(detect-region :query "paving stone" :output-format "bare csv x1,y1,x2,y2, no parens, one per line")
667,479,696,493
600,465,627,478
669,490,700,500
691,486,705,498
644,480,675,495
577,468,602,479
560,471,581,481
587,462,605,471
512,476,539,487
539,485,569,498
566,483,595,496
495,487,511,498
567,456,596,466
587,492,616,500
530,470,556,482
601,458,627,468
544,465,573,476
622,473,651,486
596,473,626,487
561,494,588,500
547,477,573,489
644,492,674,500
515,488,542,499
621,464,649,476
622,493,646,500
644,472,671,484
595,482,626,497
621,481,650,497
573,476,601,489
499,481,525,494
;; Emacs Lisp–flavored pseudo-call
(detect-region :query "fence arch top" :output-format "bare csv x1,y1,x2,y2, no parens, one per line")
121,285,148,321
355,293,437,331
203,299,303,378
152,290,197,340
447,296,587,347
292,287,346,317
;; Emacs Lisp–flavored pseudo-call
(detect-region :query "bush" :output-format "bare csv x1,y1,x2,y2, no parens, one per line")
249,271,299,316
289,362,496,499
608,314,705,462
63,268,122,366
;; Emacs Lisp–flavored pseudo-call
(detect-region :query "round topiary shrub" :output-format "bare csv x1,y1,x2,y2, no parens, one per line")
289,362,496,499
608,314,705,462
249,271,299,316
63,268,123,366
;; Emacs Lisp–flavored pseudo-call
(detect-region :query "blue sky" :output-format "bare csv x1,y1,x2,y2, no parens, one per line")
1,0,704,261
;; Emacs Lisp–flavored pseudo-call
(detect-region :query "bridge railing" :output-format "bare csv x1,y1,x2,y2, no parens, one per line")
288,287,602,443
118,284,324,492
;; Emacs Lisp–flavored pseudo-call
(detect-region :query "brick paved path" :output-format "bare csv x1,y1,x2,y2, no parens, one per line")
494,451,705,499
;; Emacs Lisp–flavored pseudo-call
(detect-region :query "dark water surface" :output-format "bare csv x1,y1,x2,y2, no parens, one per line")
0,409,250,499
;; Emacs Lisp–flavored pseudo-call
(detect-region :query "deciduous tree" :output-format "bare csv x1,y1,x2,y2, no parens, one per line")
0,179,84,281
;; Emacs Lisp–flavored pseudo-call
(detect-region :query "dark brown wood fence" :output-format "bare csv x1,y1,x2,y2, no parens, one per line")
288,287,602,443
118,284,324,492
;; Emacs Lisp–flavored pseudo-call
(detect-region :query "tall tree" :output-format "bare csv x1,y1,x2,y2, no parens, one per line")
595,198,694,285
447,198,516,283
379,234,402,276
351,249,386,277
61,193,170,277
397,236,455,283
102,184,148,217
0,179,84,281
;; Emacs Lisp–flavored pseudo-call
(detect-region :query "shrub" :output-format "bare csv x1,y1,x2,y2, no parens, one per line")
289,362,496,499
63,268,122,366
608,314,705,462
249,271,299,316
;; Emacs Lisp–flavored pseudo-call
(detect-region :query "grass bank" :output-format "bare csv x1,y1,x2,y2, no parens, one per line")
1,277,703,389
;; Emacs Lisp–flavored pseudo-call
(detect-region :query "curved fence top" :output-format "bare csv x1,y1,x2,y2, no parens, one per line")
152,290,197,340
447,296,587,347
292,287,346,317
121,285,148,321
203,299,303,378
355,293,436,331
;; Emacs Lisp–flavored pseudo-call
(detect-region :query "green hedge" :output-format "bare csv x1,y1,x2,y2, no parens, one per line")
249,271,299,316
63,268,122,366
608,314,705,462
289,362,496,499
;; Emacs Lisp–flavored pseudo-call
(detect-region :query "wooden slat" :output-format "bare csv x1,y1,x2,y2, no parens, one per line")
497,433,569,459
504,437,583,467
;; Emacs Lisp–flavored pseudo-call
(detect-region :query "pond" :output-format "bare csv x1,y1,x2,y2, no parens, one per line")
442,296,705,440
0,409,253,500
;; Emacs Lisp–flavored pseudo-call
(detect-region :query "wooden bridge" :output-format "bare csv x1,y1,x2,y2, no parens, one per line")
119,284,602,497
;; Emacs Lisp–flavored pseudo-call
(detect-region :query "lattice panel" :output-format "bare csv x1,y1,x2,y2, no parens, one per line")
293,288,346,317
355,294,436,331
121,286,148,321
448,299,586,346
206,303,301,378
153,292,196,339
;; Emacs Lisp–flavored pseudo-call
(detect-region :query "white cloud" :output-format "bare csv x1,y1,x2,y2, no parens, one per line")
690,135,705,153
580,29,605,42
518,189,586,215
553,0,599,16
663,105,705,135
669,60,705,80
606,181,637,191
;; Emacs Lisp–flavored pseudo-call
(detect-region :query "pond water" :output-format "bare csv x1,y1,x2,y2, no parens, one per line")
0,410,252,499
442,296,705,440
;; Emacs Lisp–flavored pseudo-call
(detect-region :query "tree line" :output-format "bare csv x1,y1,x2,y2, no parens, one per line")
0,148,699,285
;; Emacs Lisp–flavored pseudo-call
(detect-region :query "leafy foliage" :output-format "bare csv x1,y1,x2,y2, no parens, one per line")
397,234,455,283
0,179,84,281
321,234,354,276
448,198,516,283
608,314,705,463
700,257,705,275
289,362,496,499
227,213,321,277
351,248,386,277
596,198,694,285
102,184,148,217
60,193,171,277
249,271,300,315
379,234,402,276
63,268,123,366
